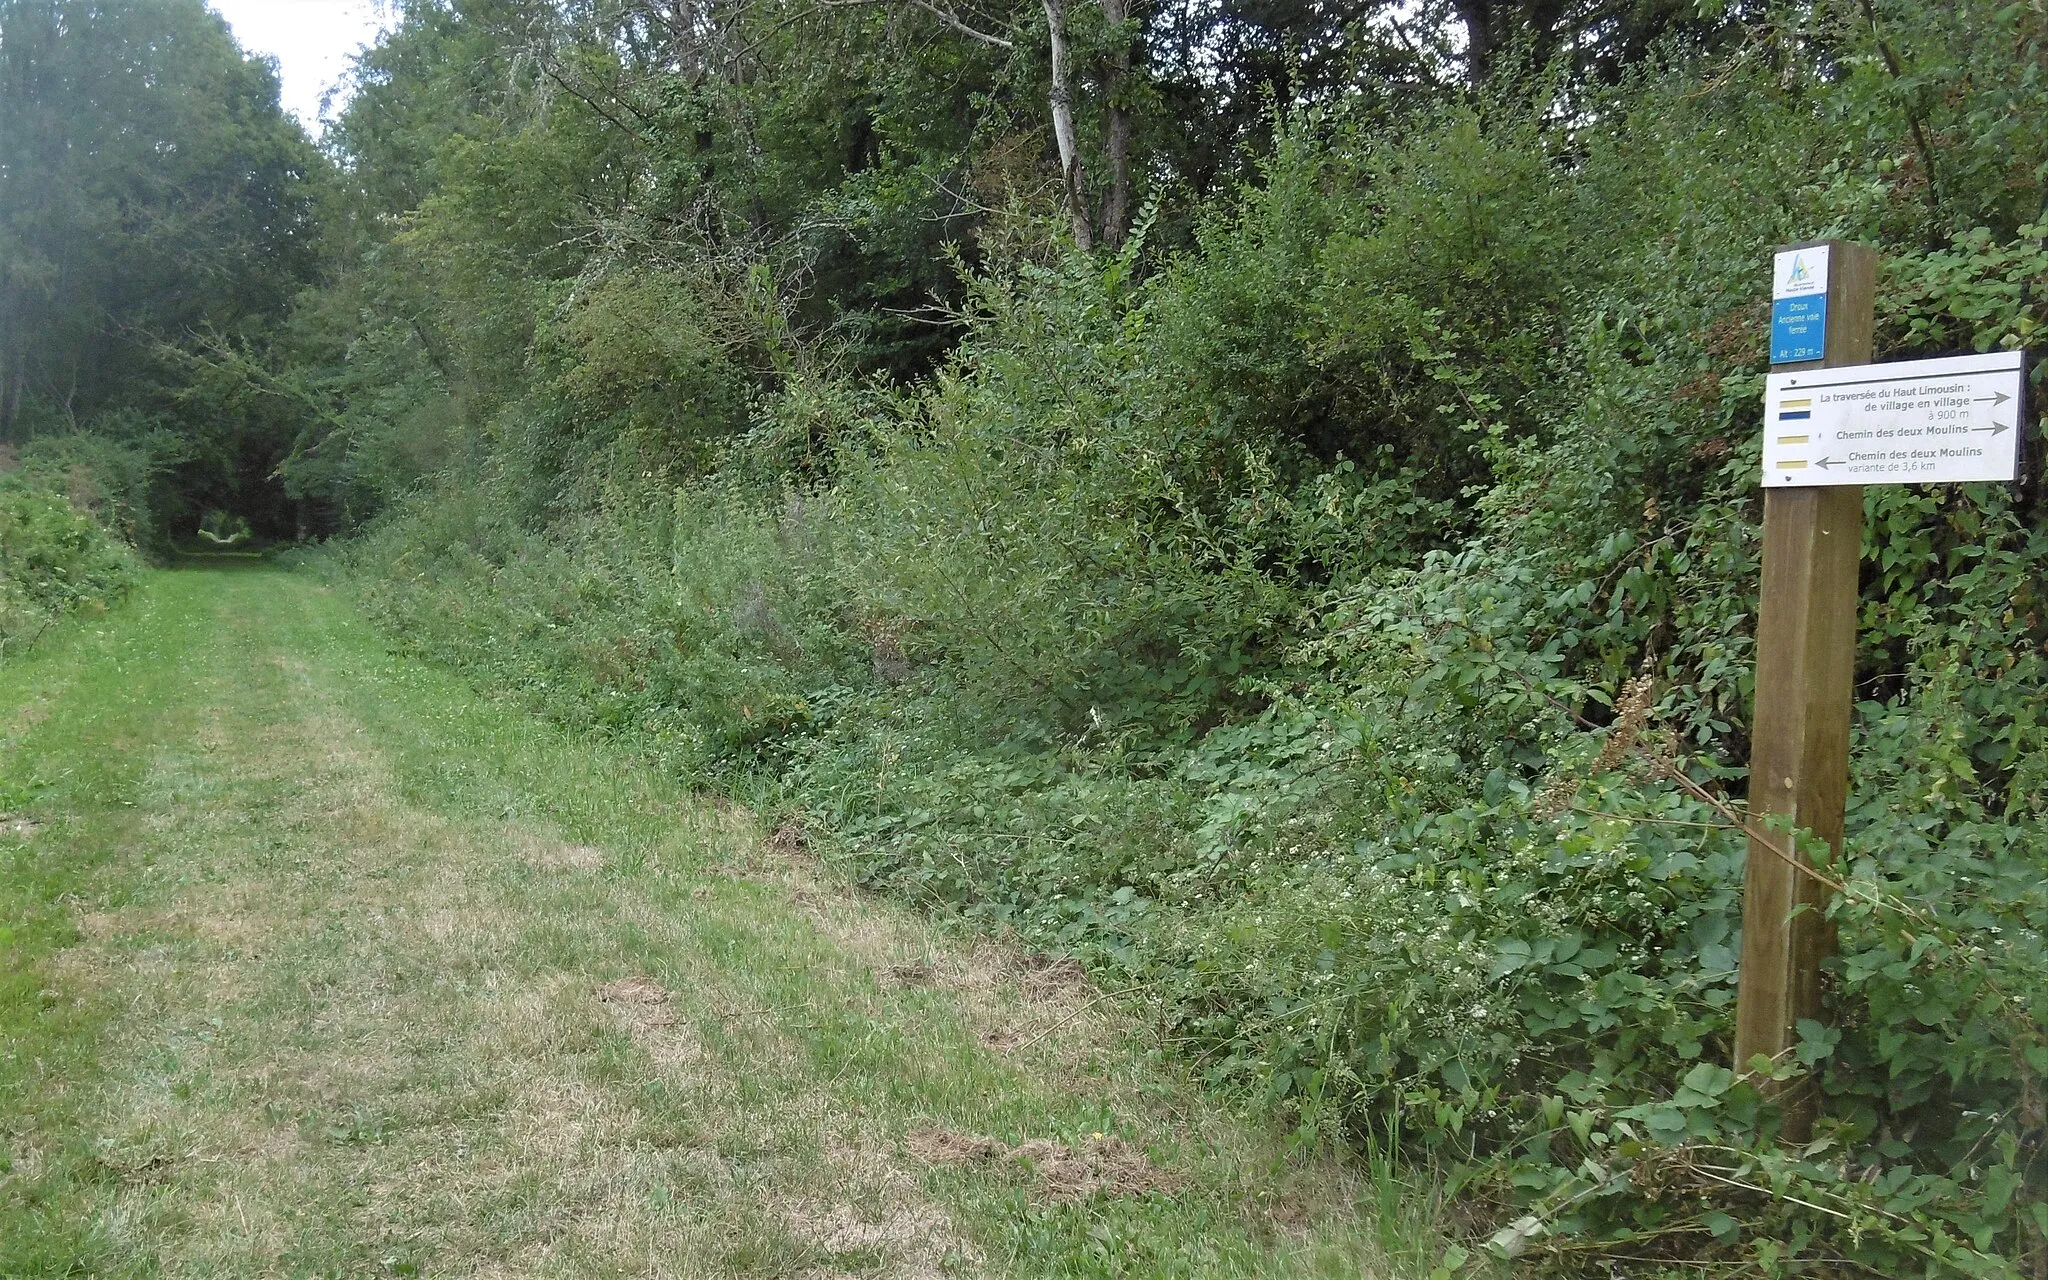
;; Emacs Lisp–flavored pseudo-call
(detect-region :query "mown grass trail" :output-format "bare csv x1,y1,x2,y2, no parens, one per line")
0,566,1427,1279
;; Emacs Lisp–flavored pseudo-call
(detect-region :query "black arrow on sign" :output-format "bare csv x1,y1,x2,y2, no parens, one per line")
1816,457,1840,469
1970,420,2013,436
1972,390,2013,407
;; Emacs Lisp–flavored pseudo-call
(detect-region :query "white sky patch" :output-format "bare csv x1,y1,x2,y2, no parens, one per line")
209,0,396,129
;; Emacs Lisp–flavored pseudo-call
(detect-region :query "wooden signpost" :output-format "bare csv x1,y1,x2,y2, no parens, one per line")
1734,241,2027,1140
1734,241,1873,1140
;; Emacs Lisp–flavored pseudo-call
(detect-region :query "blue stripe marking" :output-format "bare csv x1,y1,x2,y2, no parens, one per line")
1778,410,1811,420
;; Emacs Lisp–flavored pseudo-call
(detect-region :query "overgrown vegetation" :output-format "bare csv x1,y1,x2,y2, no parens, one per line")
0,441,142,652
10,0,2048,1271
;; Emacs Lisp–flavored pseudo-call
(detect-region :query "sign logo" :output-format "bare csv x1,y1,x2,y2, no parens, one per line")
1773,245,1830,300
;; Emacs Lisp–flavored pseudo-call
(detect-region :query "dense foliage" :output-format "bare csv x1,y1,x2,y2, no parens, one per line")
0,0,325,542
13,0,2048,1271
0,442,140,651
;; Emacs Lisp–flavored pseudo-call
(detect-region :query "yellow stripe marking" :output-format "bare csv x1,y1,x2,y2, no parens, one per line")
1776,434,1809,444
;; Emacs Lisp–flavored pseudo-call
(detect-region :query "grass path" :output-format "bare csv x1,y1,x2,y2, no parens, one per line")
0,566,1424,1279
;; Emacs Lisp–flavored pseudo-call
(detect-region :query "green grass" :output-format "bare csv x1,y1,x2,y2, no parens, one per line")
0,565,1440,1278
0,572,188,1273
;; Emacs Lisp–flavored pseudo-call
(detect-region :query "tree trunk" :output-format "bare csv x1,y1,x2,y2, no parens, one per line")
0,309,11,440
0,292,21,441
1455,0,1495,85
1097,0,1133,250
1042,0,1093,250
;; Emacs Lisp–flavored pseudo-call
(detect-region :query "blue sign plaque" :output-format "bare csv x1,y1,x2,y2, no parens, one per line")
1770,295,1827,364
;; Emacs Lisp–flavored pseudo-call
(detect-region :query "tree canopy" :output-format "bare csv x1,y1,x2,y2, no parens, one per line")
0,0,325,536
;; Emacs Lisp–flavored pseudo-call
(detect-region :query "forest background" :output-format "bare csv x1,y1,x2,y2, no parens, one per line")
4,0,2048,1272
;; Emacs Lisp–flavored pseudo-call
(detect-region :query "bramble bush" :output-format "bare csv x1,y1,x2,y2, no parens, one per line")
0,466,140,656
339,2,2048,1271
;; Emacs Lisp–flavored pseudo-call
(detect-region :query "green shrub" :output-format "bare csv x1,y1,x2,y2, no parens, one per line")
0,478,140,655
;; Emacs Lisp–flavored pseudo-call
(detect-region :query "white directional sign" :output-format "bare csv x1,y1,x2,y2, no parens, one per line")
1762,351,2027,486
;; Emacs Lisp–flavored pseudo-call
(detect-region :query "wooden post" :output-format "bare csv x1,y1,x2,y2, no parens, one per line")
1734,240,1876,1141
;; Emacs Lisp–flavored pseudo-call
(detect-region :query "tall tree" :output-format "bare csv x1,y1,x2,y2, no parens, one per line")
0,0,322,441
